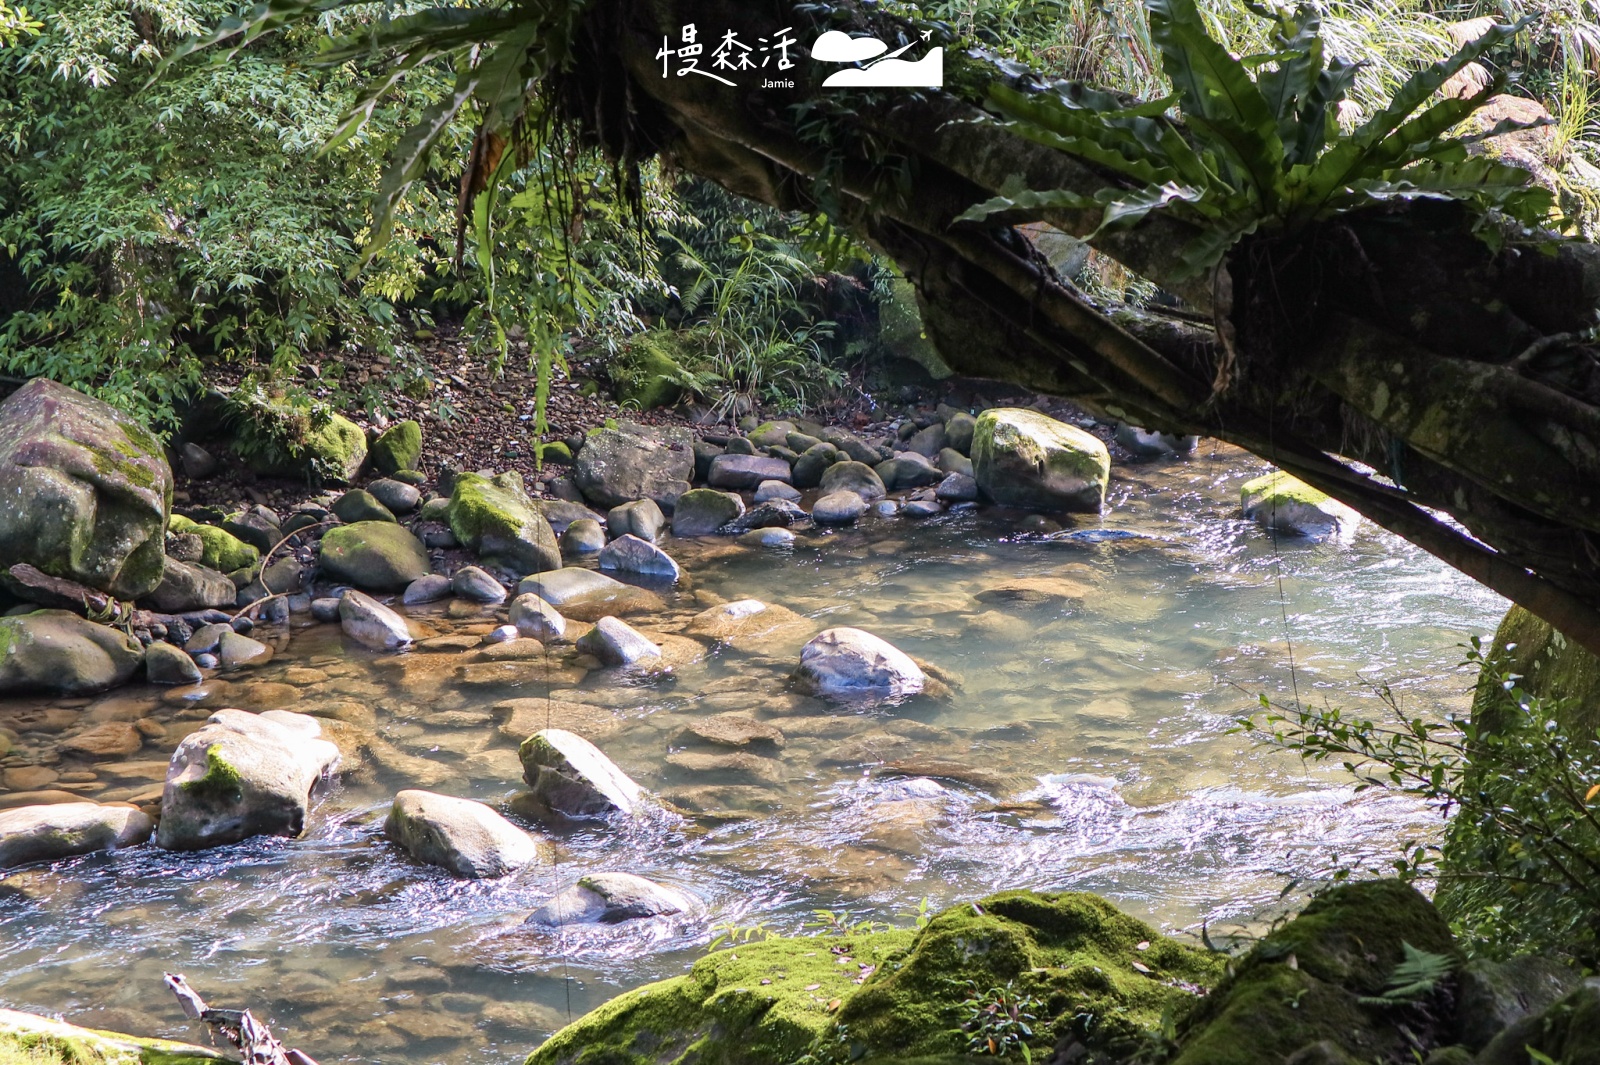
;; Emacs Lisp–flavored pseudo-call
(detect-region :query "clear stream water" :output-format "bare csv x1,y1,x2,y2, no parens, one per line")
0,442,1506,1064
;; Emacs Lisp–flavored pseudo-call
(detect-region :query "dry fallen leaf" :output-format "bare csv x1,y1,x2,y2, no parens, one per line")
1136,941,1150,951
827,998,842,1012
1131,961,1152,974
805,984,821,991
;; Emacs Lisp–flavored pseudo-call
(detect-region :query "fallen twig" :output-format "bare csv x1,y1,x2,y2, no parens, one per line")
164,973,319,1065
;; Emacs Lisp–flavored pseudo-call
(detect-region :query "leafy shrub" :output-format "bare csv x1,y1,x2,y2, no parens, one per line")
1241,639,1600,967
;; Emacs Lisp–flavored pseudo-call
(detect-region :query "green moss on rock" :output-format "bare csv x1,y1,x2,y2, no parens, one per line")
446,472,560,576
0,1008,228,1065
168,514,259,574
1471,604,1600,739
1238,471,1330,510
970,408,1110,513
179,743,244,804
611,332,690,411
318,521,430,591
1171,881,1460,1065
371,420,423,475
879,277,953,381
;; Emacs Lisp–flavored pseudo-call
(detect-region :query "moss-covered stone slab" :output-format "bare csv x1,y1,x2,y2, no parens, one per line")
1238,470,1361,542
168,514,259,574
445,472,561,577
1472,604,1600,739
0,1008,229,1065
0,379,172,599
971,408,1109,513
319,521,430,591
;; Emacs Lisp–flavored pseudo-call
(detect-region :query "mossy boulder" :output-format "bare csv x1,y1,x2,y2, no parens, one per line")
1471,604,1600,739
318,521,430,591
1170,880,1460,1065
526,891,1222,1065
611,331,690,411
227,389,367,484
445,472,561,576
573,423,696,509
168,514,259,574
0,610,144,696
370,419,422,475
0,1008,229,1065
0,379,172,599
971,408,1109,513
1239,471,1361,542
879,276,954,381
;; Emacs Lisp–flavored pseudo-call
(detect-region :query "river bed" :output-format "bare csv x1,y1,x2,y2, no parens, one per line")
0,442,1506,1064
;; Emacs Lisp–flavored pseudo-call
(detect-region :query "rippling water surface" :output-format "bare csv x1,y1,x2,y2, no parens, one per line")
0,444,1506,1063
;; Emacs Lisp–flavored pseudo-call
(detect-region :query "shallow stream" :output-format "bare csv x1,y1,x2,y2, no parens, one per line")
0,443,1506,1064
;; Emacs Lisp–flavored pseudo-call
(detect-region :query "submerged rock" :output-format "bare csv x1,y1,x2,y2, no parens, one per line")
0,802,154,869
510,592,567,643
445,471,561,576
156,708,340,850
518,728,647,819
0,610,144,696
972,407,1110,512
1240,470,1361,542
794,627,925,700
339,589,413,650
144,640,202,685
526,872,697,925
518,568,663,622
319,521,431,591
0,379,172,600
385,789,549,878
686,599,812,649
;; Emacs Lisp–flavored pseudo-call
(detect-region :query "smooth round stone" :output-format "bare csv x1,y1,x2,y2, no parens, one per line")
811,491,868,524
903,500,943,518
310,597,343,622
737,527,795,548
451,566,508,604
874,500,899,518
193,653,219,670
753,480,802,503
216,630,271,671
561,518,606,557
403,574,451,605
368,478,422,514
482,625,520,645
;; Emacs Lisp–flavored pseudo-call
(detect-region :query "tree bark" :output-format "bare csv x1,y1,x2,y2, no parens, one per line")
549,0,1600,655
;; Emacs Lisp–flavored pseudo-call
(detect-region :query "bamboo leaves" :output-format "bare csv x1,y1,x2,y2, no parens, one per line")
962,0,1554,280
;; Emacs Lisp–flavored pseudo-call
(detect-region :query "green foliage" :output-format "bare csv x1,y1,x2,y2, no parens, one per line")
959,0,1556,278
958,980,1043,1061
1240,639,1600,967
1356,942,1456,1005
0,0,41,47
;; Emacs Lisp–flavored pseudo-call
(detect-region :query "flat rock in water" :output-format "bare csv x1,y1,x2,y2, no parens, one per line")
60,721,142,760
156,708,340,850
0,610,144,696
737,527,795,547
707,453,792,489
518,569,662,622
685,599,813,649
607,498,666,542
598,534,681,581
665,750,781,785
216,630,271,670
811,490,869,524
676,713,785,749
402,573,451,605
753,480,801,503
518,567,627,605
974,577,1092,606
339,589,413,651
903,500,943,518
144,641,202,686
672,488,745,537
524,872,696,925
820,461,887,501
385,789,550,878
451,565,508,603
0,802,154,869
509,592,567,642
518,727,647,819
794,627,926,701
576,616,662,667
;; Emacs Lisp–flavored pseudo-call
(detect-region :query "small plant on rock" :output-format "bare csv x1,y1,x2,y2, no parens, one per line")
957,980,1044,1061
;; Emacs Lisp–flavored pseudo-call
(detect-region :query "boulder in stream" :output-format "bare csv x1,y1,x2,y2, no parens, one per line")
525,872,697,925
0,1009,229,1065
319,521,430,591
971,407,1109,512
598,534,681,581
1239,470,1361,542
445,471,562,576
339,589,414,650
509,592,567,643
0,610,144,696
385,789,550,878
671,489,744,537
793,627,925,701
0,379,172,600
607,498,666,542
0,802,154,869
576,616,662,667
518,727,647,819
156,708,340,850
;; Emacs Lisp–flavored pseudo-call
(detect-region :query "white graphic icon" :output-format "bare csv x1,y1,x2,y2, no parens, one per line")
813,29,943,87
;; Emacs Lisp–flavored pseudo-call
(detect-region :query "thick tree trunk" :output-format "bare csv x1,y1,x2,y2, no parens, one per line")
551,0,1600,655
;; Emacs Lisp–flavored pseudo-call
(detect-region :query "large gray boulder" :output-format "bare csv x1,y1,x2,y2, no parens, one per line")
0,802,154,869
525,872,696,925
156,709,340,850
793,627,926,701
820,461,887,501
671,489,744,537
144,557,237,612
598,534,680,581
445,471,561,576
385,789,550,878
0,379,172,599
1240,470,1362,542
318,521,430,591
518,728,647,819
0,610,144,695
971,408,1110,512
573,423,695,509
707,454,792,490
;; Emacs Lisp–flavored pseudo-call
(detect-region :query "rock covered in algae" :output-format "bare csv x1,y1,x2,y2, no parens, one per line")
0,1008,229,1065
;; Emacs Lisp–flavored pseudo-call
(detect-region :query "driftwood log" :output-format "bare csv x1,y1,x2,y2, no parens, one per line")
164,973,319,1065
